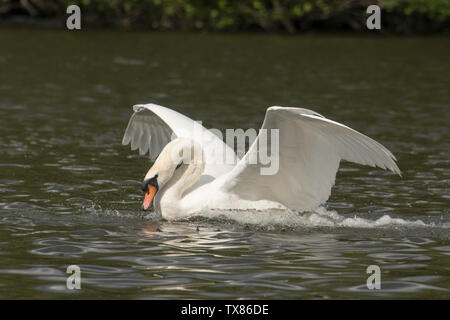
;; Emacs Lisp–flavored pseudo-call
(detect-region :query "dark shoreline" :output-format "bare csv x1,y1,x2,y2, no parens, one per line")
1,15,449,36
0,0,449,35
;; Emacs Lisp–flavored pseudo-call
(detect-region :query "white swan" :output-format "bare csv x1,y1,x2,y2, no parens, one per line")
122,103,401,220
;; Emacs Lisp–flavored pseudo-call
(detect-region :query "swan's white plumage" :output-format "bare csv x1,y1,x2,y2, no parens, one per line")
122,104,236,178
122,103,401,218
218,106,400,212
122,105,173,159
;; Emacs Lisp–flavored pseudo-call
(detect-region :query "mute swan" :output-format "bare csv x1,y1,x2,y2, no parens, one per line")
122,103,401,220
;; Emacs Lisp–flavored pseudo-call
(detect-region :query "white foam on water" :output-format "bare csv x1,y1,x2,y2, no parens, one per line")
81,203,448,230
189,206,441,229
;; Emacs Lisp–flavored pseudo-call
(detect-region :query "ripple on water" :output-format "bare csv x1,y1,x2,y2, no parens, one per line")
339,281,448,295
30,237,122,256
65,198,95,211
0,267,64,277
1,202,44,211
42,183,92,193
0,163,31,168
0,179,24,186
60,165,101,171
368,252,432,261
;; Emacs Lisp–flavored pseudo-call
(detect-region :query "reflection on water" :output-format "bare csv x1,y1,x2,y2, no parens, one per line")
1,213,448,299
0,29,449,299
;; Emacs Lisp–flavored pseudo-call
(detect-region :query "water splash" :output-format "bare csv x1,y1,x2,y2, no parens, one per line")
186,206,443,229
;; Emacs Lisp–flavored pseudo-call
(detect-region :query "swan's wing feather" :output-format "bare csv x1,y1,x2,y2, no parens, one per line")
299,113,400,173
221,106,400,211
122,106,173,159
122,103,237,176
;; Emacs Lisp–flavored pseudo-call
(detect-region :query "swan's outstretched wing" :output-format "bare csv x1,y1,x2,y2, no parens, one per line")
122,103,237,176
220,106,401,211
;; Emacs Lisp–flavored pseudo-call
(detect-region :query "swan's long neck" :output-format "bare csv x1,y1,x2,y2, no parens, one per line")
163,161,204,201
154,140,205,217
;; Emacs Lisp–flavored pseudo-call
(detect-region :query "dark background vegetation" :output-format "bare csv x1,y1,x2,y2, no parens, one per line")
0,0,449,33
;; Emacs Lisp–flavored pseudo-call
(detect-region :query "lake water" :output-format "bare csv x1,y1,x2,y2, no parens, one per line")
0,29,449,299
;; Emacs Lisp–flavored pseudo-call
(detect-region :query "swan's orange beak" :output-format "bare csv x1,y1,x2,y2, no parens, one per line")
142,185,157,211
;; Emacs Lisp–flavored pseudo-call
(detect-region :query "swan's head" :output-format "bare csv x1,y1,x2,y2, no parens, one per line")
141,138,204,211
